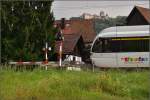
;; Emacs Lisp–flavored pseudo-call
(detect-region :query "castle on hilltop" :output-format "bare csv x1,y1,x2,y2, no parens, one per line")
80,11,109,20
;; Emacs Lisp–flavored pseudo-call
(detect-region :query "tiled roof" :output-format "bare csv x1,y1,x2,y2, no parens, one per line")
55,34,82,54
55,19,96,43
70,19,96,43
135,6,150,23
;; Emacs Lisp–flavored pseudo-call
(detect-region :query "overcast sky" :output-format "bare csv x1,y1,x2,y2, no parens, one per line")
52,0,149,20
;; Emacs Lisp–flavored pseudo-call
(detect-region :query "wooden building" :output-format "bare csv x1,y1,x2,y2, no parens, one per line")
127,6,150,25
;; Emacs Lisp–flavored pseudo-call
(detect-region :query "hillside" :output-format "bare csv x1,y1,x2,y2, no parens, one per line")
94,16,127,34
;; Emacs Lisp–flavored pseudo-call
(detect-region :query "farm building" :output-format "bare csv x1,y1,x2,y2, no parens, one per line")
127,6,150,25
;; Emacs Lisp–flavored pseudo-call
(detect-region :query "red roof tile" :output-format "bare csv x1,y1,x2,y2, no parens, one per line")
70,19,96,43
55,19,96,43
135,6,150,23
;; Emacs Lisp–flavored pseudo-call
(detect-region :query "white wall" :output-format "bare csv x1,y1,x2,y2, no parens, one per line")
64,55,82,64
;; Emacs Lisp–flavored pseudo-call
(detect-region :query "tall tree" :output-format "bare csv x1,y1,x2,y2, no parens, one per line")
1,1,56,63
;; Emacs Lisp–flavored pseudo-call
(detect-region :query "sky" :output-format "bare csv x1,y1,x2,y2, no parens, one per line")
51,0,149,20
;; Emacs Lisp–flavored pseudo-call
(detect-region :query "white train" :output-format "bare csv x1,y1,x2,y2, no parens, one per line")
90,25,150,67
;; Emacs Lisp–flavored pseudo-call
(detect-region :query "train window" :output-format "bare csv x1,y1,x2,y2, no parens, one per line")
110,40,121,52
92,37,149,53
92,38,103,53
103,38,121,53
112,37,149,52
92,38,112,53
103,39,112,52
120,39,149,52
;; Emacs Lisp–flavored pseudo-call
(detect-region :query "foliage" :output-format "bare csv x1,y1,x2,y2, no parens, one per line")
0,67,149,100
94,16,127,34
1,1,56,63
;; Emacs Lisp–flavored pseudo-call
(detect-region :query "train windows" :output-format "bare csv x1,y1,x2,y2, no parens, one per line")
103,39,111,52
112,37,149,52
92,38,112,53
92,38,103,53
120,39,149,52
92,37,149,53
92,38,99,52
110,40,121,52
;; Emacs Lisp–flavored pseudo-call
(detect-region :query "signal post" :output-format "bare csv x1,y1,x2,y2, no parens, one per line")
55,18,65,68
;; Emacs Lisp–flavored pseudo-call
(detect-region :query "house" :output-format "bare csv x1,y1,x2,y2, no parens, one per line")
127,6,150,25
54,18,96,63
55,33,85,64
55,19,96,47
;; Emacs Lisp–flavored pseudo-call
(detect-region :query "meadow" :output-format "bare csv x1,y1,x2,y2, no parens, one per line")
0,66,149,100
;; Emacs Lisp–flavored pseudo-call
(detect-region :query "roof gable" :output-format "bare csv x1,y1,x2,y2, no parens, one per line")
55,34,84,54
127,6,150,24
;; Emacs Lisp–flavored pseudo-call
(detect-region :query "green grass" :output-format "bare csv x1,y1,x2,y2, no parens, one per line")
0,66,149,100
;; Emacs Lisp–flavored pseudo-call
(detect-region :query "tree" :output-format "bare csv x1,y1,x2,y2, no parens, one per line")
1,1,56,63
